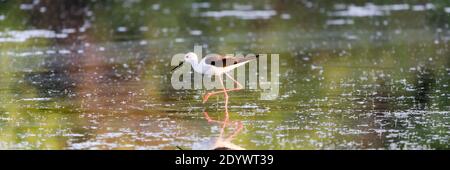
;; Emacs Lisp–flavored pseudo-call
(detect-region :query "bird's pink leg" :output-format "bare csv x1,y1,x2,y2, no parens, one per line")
202,73,244,139
226,121,244,142
204,112,232,126
204,112,243,141
203,112,222,124
219,75,229,139
202,73,243,103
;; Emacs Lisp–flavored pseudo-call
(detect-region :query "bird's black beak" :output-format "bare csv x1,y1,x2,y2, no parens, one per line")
171,61,184,71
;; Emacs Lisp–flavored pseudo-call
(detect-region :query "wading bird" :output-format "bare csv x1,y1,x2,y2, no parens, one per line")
172,52,258,139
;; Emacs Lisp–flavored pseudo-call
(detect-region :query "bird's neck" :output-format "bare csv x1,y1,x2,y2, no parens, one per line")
189,59,203,73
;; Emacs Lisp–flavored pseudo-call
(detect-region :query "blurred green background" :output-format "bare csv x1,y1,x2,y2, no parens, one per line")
0,0,449,149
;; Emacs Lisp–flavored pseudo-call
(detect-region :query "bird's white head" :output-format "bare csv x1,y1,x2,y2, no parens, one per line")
172,52,199,72
184,52,198,64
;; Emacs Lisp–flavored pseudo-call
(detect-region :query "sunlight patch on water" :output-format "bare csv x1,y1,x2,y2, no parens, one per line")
201,10,277,20
20,98,52,101
445,7,450,13
0,29,74,43
326,19,354,25
330,4,385,17
329,3,441,17
191,2,210,9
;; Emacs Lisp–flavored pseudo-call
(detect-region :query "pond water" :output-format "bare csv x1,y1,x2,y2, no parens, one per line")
0,1,449,149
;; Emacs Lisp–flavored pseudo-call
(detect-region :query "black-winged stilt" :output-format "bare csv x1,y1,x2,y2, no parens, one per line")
173,52,258,140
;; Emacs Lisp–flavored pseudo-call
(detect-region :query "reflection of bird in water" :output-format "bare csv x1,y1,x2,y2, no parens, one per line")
173,52,258,143
191,137,245,150
212,138,245,150
204,112,244,150
189,111,244,150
